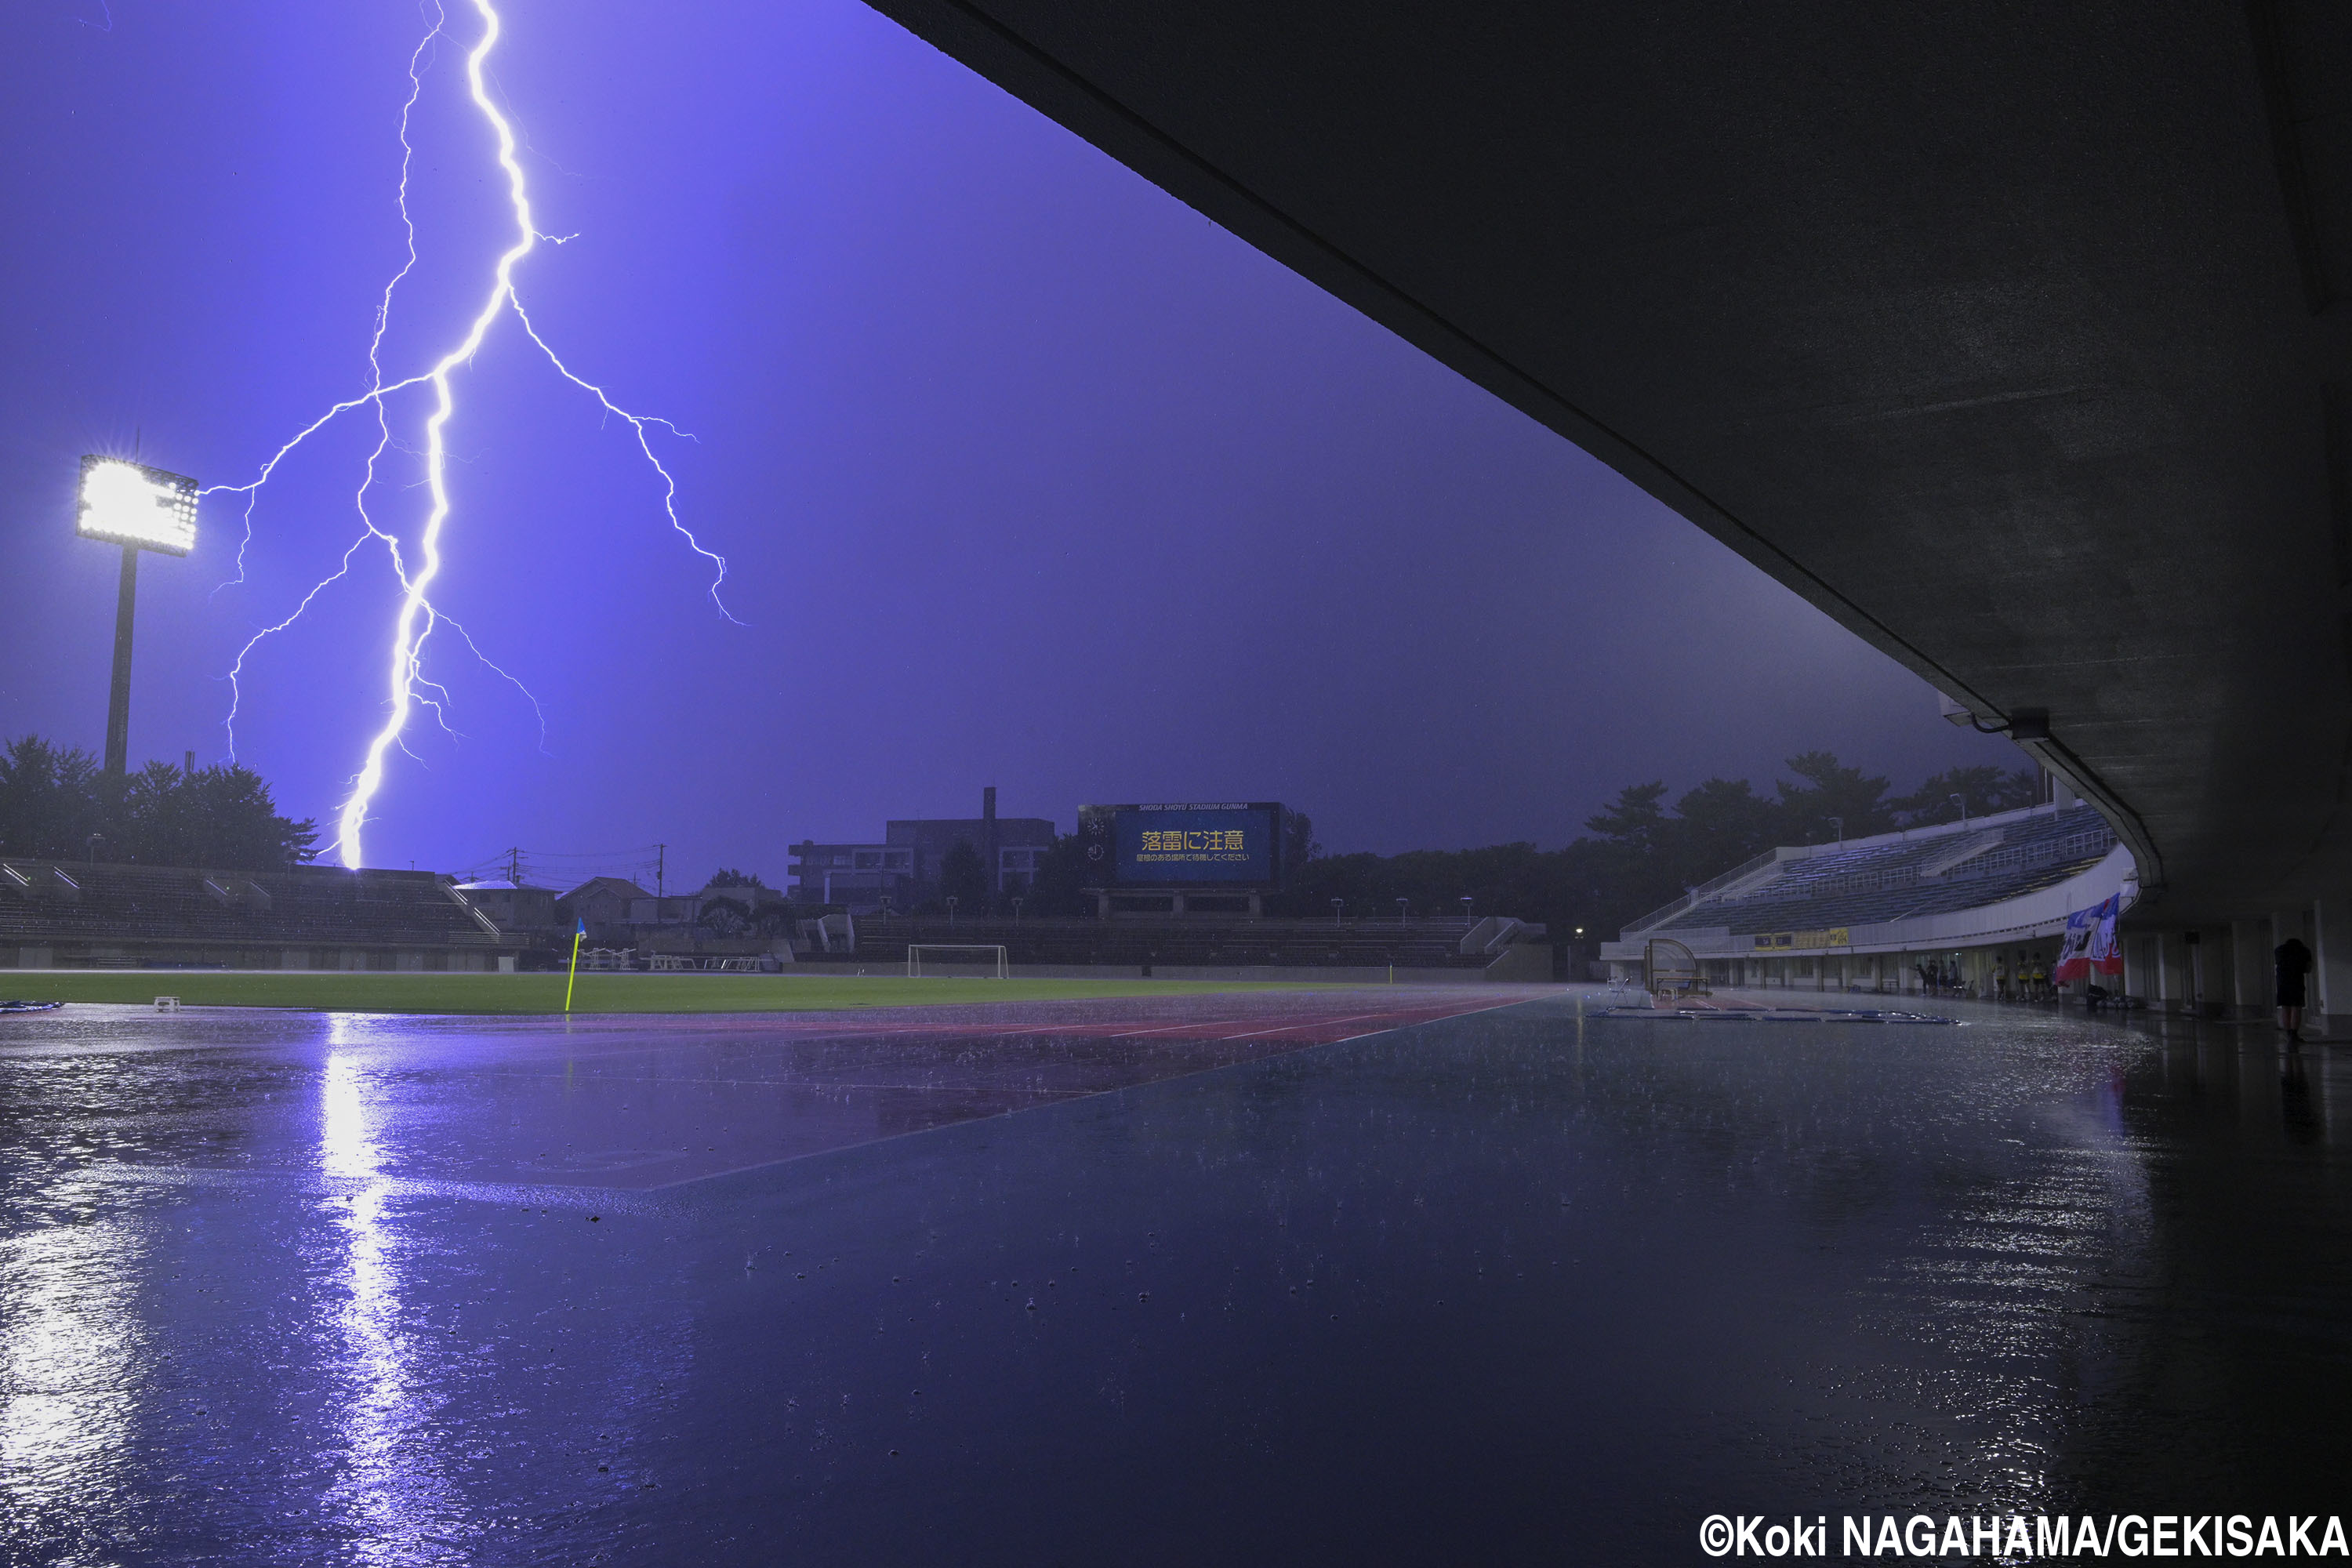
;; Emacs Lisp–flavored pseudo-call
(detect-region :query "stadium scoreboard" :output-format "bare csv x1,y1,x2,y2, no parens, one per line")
1080,803,1284,887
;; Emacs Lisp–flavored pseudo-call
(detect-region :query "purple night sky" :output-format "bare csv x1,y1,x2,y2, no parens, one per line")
0,0,2016,881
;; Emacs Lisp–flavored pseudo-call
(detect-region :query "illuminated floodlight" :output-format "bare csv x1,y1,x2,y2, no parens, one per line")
77,455,199,556
76,452,200,777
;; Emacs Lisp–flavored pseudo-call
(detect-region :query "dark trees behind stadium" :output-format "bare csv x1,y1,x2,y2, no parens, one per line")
0,736,320,871
1015,755,2038,941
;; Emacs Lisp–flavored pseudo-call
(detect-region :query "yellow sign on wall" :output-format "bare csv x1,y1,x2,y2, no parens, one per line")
1757,929,1849,949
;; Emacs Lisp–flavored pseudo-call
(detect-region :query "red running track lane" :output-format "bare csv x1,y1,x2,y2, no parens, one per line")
20,988,1541,1192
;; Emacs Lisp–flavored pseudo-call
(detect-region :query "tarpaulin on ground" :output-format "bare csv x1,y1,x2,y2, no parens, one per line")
2054,894,2123,983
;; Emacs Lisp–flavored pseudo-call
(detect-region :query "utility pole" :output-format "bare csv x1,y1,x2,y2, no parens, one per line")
506,847,523,885
982,786,999,916
655,844,666,899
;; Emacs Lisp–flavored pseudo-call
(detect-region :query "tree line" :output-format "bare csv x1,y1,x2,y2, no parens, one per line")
0,735,321,873
1005,753,2040,942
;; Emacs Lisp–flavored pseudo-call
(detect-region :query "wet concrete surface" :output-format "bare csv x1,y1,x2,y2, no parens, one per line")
2,987,2348,1563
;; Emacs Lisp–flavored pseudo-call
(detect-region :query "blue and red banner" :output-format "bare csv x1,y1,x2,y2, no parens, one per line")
2054,895,2123,983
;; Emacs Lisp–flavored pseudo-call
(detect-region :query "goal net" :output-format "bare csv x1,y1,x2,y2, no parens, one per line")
906,944,1011,979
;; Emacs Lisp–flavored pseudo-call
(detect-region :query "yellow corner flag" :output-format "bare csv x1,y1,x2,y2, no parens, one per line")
564,917,586,1013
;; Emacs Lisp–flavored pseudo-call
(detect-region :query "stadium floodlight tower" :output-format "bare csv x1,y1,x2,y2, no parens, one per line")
75,455,199,776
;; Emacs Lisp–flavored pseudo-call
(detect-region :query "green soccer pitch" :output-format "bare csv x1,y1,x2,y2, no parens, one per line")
0,971,1346,1016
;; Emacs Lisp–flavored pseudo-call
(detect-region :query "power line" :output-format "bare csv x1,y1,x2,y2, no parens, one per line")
452,844,669,888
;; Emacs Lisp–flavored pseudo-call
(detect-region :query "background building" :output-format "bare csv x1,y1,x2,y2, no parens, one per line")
450,877,561,935
555,877,648,943
789,787,1054,913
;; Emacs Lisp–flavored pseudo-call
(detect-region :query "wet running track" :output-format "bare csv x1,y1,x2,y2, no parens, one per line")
2,988,2349,1563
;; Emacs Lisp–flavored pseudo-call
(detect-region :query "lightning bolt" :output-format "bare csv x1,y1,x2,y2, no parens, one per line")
201,0,731,870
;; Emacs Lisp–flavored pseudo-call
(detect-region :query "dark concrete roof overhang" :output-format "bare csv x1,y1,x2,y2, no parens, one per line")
860,0,2352,924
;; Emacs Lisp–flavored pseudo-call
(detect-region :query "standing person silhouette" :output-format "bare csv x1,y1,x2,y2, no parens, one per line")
2276,935,2314,1045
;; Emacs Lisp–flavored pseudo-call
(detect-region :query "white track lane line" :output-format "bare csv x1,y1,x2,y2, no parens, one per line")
1316,997,1532,1044
1220,1010,1399,1040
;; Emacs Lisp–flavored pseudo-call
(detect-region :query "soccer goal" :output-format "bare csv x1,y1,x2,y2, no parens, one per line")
906,944,1011,979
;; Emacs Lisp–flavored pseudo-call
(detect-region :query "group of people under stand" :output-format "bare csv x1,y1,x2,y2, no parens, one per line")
1915,960,1965,997
1916,958,2050,1001
1903,937,2328,1040
1988,960,2052,1002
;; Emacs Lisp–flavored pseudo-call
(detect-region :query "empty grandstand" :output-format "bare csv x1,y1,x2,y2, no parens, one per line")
1,860,522,971
1600,800,2133,996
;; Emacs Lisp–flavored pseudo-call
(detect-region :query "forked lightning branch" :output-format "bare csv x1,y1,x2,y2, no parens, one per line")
137,0,736,871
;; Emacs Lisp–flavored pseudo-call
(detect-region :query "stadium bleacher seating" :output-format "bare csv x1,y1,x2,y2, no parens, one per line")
0,860,510,968
1639,802,2118,939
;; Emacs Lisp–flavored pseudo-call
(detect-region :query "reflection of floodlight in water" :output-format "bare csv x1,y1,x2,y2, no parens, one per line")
77,455,199,775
